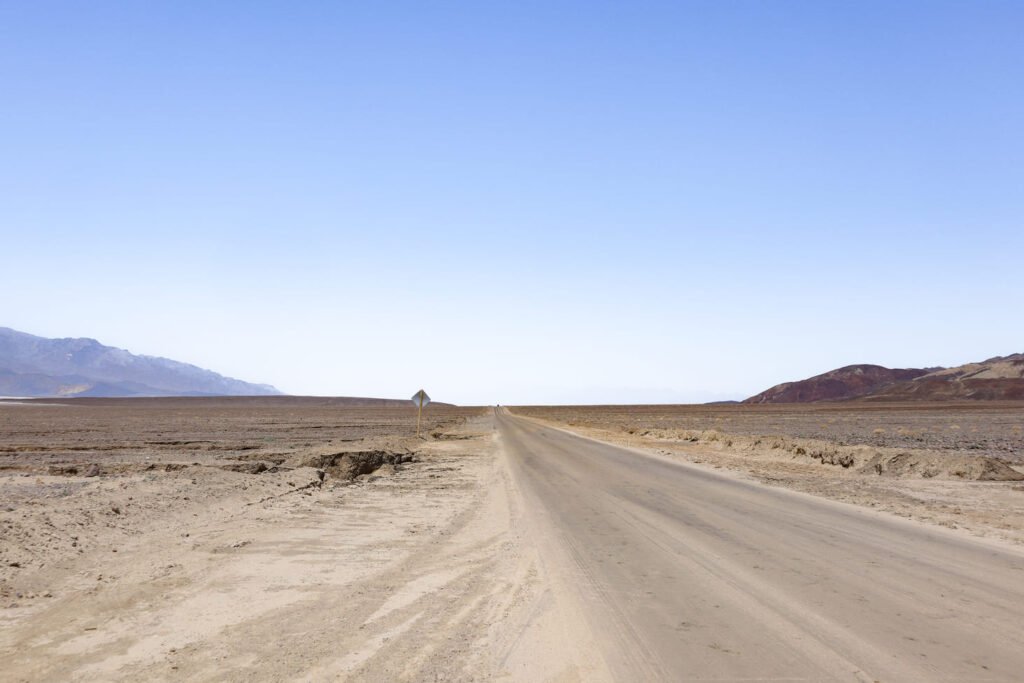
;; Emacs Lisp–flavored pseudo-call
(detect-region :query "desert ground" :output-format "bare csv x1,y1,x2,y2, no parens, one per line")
0,399,598,681
2,398,1024,681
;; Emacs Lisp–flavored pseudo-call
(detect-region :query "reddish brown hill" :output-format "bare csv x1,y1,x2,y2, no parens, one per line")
744,365,931,404
867,354,1024,401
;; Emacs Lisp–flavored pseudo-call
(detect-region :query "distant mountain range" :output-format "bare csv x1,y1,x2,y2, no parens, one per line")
745,354,1024,403
0,327,281,398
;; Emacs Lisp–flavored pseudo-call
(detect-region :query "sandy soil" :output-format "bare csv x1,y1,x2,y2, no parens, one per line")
0,400,591,681
512,403,1024,546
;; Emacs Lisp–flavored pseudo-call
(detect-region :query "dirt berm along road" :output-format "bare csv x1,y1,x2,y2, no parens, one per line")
499,409,1024,682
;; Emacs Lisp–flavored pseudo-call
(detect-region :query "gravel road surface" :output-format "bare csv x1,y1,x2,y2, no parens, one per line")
500,409,1024,681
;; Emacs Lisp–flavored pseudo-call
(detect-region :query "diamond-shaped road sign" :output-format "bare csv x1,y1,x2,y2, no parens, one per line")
412,390,430,437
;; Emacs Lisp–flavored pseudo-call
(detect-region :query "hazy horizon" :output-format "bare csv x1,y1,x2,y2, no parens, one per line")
4,2,1022,405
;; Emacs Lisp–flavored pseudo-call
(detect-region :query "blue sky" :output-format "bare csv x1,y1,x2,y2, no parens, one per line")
2,1,1022,404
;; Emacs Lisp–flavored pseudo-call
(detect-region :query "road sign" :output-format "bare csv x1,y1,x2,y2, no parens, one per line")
412,390,430,437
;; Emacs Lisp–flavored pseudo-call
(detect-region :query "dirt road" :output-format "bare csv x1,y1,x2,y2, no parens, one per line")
499,410,1024,681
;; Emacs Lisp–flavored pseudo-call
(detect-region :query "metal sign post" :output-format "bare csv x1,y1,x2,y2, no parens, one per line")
411,389,431,438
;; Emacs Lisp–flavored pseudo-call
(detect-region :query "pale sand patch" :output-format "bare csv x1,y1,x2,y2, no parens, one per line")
1,414,595,681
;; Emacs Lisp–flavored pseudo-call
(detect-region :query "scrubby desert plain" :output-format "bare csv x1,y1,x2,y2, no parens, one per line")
2,397,1024,681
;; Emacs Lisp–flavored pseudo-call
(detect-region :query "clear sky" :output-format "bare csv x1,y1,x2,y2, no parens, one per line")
2,1,1022,405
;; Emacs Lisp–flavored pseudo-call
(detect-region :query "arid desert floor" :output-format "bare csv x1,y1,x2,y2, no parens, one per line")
1,399,547,681
2,398,1023,681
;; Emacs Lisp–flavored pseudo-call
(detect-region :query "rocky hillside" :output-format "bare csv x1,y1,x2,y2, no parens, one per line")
868,354,1024,401
744,365,931,404
746,354,1024,403
0,327,280,398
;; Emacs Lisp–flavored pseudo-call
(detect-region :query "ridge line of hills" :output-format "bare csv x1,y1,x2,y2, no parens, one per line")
0,327,444,406
6,326,1021,405
0,327,280,398
745,354,1024,404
